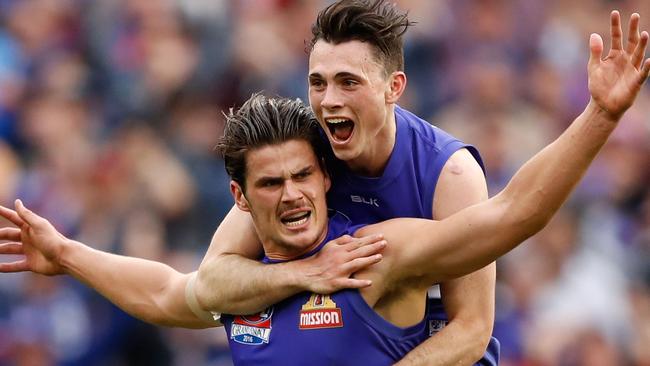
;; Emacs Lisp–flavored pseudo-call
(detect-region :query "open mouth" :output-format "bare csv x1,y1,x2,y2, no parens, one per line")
280,211,311,227
326,118,354,143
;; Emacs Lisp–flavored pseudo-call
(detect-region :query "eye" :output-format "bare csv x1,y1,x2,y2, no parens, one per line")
342,79,358,87
309,79,325,90
260,179,282,188
295,171,311,180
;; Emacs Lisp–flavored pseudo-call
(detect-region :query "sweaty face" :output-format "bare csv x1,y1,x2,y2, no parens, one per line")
308,40,395,168
235,140,331,260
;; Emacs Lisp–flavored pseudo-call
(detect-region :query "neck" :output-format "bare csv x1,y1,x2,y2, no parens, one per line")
345,108,397,177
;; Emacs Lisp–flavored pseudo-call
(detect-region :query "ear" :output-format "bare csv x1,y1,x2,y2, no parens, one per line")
385,71,406,104
230,181,251,212
323,164,332,193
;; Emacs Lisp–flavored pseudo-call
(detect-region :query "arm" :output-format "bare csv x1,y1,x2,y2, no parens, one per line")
397,149,495,366
194,206,386,315
0,201,215,328
375,11,650,285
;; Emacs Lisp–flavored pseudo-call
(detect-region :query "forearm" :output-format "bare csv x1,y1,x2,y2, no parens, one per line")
397,319,487,366
196,253,304,315
195,205,385,315
443,101,618,272
60,239,209,328
398,266,495,366
500,100,617,231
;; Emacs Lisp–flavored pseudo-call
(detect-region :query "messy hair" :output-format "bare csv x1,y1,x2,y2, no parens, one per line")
309,0,414,75
217,94,325,190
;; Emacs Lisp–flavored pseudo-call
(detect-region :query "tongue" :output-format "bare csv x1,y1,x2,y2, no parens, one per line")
333,123,353,141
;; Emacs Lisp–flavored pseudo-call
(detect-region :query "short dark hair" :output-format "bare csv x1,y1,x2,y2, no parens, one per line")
309,0,413,75
217,94,325,190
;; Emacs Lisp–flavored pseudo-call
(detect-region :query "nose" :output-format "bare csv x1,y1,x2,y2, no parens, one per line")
281,180,304,203
321,85,343,110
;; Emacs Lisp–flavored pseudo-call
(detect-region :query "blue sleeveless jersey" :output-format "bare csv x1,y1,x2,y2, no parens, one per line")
222,213,430,365
325,106,499,365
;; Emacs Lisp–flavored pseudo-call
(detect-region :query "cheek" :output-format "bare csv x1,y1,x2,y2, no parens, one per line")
308,92,321,108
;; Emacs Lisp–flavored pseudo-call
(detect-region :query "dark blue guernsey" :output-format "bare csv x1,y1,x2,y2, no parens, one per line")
325,106,499,365
222,213,430,365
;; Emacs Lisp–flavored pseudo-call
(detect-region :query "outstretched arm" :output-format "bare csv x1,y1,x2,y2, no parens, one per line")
378,11,650,286
0,201,214,328
194,206,386,315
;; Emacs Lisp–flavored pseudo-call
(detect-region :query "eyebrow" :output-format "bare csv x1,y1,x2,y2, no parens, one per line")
309,71,361,80
291,165,313,177
253,165,315,187
254,176,283,187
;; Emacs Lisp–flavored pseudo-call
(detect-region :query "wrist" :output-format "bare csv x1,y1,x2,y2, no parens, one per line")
281,259,312,292
587,98,623,124
58,239,84,275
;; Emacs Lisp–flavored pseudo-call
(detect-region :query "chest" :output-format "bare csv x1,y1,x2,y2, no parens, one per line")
222,291,428,366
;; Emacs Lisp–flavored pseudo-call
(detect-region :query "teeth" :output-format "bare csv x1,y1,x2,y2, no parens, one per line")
285,216,308,227
327,118,347,124
285,212,306,220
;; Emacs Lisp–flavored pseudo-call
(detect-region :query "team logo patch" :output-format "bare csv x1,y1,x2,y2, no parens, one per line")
231,308,273,345
299,294,343,330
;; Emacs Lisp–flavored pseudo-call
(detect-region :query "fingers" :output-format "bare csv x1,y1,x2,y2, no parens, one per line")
0,227,21,241
0,259,29,273
341,254,383,275
334,278,373,290
348,239,386,258
345,233,384,252
332,235,354,245
589,33,604,71
0,242,24,255
626,13,641,54
610,10,623,52
639,58,650,85
15,199,43,227
632,31,649,69
0,205,24,227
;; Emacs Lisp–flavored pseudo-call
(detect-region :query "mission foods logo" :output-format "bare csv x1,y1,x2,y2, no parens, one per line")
231,308,273,345
299,294,343,330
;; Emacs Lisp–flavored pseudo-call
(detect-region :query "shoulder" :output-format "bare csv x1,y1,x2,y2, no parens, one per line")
433,149,488,219
396,106,480,165
396,105,458,145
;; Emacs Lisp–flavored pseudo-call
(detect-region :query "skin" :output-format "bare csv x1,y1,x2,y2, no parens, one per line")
1,10,648,364
230,140,333,260
308,38,496,363
226,24,648,341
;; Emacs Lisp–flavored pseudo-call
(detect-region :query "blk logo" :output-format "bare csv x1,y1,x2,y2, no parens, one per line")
350,195,379,207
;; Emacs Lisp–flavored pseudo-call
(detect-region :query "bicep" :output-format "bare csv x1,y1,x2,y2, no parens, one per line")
384,205,500,284
433,148,488,217
389,149,500,282
202,205,262,261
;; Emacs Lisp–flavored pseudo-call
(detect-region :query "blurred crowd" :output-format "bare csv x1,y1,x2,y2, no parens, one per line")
0,0,648,365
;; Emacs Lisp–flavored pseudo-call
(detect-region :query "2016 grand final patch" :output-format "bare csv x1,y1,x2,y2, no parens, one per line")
299,294,343,330
230,307,274,345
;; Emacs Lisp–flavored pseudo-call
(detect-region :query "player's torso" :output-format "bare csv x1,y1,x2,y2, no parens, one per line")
325,106,482,332
222,290,429,366
326,106,476,224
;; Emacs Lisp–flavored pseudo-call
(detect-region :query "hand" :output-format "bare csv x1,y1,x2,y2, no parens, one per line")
588,11,650,120
296,234,386,294
0,200,69,275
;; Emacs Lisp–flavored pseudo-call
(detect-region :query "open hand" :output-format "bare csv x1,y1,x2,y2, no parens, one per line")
0,200,68,275
298,234,386,294
588,11,650,120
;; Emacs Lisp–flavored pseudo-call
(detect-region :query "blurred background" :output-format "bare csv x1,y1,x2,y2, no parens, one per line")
0,0,648,365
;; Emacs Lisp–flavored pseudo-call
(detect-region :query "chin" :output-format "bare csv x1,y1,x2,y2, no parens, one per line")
331,145,358,161
282,232,320,253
